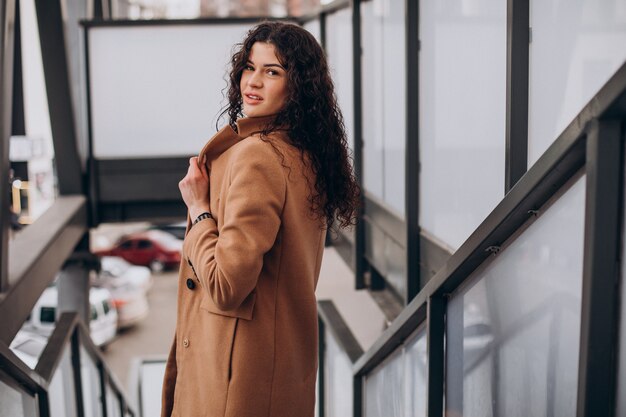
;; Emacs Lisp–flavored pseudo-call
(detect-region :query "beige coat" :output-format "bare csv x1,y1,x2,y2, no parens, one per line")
161,115,327,417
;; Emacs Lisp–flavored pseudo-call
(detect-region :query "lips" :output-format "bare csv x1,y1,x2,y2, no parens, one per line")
244,92,263,102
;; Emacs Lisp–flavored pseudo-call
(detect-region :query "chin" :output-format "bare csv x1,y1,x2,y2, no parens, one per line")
243,106,273,118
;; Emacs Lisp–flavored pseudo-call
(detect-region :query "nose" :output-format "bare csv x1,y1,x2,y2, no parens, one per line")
247,70,262,88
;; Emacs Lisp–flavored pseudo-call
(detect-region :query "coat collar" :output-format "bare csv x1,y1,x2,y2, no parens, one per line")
198,114,286,162
235,114,282,138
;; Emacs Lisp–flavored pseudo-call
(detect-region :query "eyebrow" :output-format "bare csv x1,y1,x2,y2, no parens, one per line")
246,60,285,70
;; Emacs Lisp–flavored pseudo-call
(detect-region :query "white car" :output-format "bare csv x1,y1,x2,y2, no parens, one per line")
97,256,153,294
93,257,151,328
105,281,149,329
25,286,118,347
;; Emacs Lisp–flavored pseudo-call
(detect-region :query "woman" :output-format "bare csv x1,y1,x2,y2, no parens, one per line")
161,21,359,417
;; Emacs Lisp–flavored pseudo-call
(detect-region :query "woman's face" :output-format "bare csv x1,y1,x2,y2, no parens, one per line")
240,42,289,118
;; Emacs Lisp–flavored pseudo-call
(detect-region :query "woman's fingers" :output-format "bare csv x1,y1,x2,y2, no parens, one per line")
179,156,209,209
188,156,199,175
199,155,209,179
182,157,206,182
186,155,209,181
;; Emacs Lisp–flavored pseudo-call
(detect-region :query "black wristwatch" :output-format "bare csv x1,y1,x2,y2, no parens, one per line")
192,212,213,227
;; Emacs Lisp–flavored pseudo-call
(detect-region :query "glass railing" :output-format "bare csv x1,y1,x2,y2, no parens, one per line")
134,358,167,417
362,326,426,417
0,312,136,417
316,60,626,417
317,300,363,417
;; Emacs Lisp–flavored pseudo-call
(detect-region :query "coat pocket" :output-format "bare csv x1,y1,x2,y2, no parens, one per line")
199,290,257,321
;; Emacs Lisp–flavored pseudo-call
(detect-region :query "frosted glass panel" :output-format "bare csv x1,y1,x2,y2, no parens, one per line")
49,347,77,417
0,379,27,417
106,384,121,417
89,24,251,158
381,0,406,216
364,326,427,417
365,349,404,417
405,328,427,417
81,347,103,417
326,9,355,154
324,328,353,417
303,19,321,46
21,0,53,154
18,0,56,221
445,175,586,417
361,0,406,215
361,0,384,200
385,233,406,298
528,0,626,166
419,0,507,250
140,361,166,417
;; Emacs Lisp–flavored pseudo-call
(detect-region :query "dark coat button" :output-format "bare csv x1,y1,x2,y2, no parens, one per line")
186,278,196,290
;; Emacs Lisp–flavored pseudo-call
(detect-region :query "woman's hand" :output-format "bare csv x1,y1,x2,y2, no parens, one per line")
179,156,211,220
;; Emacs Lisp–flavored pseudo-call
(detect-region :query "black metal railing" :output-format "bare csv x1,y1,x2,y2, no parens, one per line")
0,312,136,417
316,60,626,417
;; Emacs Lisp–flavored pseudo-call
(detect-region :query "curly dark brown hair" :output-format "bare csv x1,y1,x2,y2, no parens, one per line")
217,21,360,229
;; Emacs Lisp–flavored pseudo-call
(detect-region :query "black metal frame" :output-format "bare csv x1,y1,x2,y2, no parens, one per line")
35,0,83,196
83,21,99,227
350,0,365,290
317,316,325,417
319,12,326,50
505,0,529,193
0,0,16,293
11,0,24,137
576,119,623,417
426,296,445,417
0,312,136,417
93,0,111,20
405,0,420,304
81,15,297,28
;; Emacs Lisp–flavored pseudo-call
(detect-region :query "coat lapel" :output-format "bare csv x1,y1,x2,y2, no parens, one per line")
198,114,284,163
184,114,284,231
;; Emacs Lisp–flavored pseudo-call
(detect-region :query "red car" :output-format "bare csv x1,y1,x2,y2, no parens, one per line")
95,230,182,272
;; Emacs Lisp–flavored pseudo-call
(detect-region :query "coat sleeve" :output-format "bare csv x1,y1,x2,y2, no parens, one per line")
182,139,286,311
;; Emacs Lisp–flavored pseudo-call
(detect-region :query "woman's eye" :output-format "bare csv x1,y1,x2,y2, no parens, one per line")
268,70,279,76
244,65,254,71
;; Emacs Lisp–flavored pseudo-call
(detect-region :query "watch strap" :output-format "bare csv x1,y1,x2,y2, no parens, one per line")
192,212,213,227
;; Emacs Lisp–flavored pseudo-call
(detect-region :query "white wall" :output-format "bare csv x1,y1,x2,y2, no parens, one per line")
88,24,252,158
